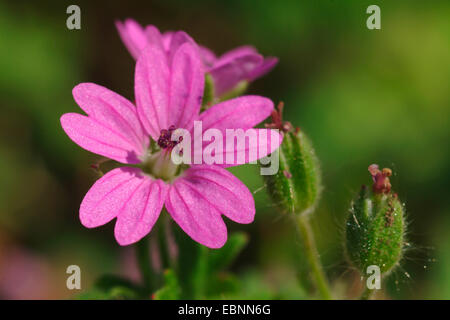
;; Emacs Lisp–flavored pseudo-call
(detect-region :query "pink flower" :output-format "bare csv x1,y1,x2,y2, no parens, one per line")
61,42,281,248
116,19,278,97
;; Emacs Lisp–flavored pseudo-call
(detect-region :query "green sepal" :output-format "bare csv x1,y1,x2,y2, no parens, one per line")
218,80,248,102
201,73,215,110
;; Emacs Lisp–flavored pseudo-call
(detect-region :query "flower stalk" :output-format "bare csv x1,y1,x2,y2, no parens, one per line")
359,286,375,300
157,213,172,271
135,236,155,293
295,214,333,300
262,102,330,298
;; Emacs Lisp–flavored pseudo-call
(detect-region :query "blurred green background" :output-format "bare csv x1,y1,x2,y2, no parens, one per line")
0,0,449,299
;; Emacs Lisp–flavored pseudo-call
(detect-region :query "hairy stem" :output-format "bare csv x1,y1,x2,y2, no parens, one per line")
296,214,333,300
158,213,172,271
360,285,375,300
135,236,155,293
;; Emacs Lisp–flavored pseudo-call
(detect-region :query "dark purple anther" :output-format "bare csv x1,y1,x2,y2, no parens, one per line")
157,125,183,150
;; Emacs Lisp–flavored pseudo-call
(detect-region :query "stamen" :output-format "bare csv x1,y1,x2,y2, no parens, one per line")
265,101,293,133
157,125,183,150
368,164,392,194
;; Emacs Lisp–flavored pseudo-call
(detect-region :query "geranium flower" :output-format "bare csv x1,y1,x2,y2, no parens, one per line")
60,42,281,248
116,19,278,98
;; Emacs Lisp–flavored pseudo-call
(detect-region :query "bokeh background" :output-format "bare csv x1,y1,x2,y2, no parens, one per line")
0,0,449,299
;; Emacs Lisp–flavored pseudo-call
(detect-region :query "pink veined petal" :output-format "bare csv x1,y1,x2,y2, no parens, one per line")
192,96,279,167
208,53,263,96
72,83,148,154
116,19,148,60
115,179,168,246
80,167,145,228
145,25,165,53
165,175,229,249
195,128,283,167
247,57,279,81
214,45,258,66
163,30,215,67
60,113,142,164
161,31,174,51
135,45,170,139
168,42,204,131
180,165,255,224
199,46,217,67
80,167,167,246
167,31,196,63
197,95,274,133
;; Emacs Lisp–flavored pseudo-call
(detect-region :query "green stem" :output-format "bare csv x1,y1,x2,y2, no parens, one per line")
360,285,375,300
295,214,333,300
192,245,209,299
158,213,171,271
135,236,154,293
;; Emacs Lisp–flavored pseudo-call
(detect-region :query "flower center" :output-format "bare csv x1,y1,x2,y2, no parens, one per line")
157,125,183,150
141,126,185,181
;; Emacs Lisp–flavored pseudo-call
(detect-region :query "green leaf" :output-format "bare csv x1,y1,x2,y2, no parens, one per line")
206,272,240,297
76,288,109,300
173,228,249,299
153,269,181,300
196,233,249,298
107,286,140,300
209,232,249,271
94,274,141,292
76,274,145,300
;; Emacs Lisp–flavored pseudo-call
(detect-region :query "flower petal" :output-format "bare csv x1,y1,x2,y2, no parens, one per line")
198,95,274,132
80,167,168,246
181,165,255,223
60,113,142,164
214,45,258,66
162,31,174,51
116,19,148,60
168,42,204,131
165,174,229,249
191,96,280,166
167,31,196,63
247,57,279,81
198,128,283,167
199,46,217,67
145,25,165,53
135,45,170,139
209,53,263,96
72,83,148,153
80,167,145,228
115,179,168,246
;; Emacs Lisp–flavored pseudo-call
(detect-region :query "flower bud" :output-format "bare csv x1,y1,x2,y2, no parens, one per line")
345,164,406,275
262,103,321,215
